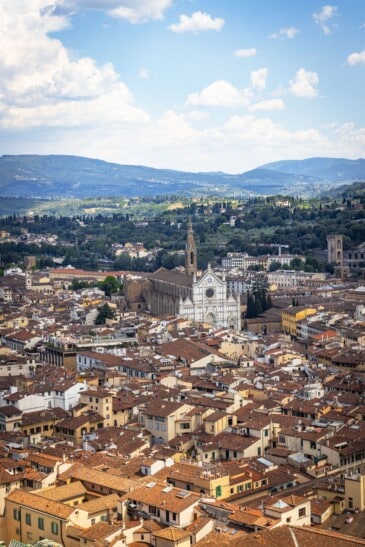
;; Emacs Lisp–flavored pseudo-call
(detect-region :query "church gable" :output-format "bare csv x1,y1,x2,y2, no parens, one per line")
195,266,223,289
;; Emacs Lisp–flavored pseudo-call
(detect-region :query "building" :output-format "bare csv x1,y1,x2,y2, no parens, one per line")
125,220,241,330
327,234,344,266
139,401,195,444
122,482,201,528
282,307,317,337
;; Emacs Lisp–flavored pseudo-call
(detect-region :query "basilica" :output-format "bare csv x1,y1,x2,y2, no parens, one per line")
124,219,241,330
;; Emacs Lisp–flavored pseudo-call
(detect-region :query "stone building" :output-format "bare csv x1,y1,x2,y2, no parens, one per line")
124,219,241,330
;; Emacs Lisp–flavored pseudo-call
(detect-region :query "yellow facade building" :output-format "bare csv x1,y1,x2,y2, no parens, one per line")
282,306,317,337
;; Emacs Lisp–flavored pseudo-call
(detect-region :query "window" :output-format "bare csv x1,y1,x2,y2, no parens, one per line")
298,507,306,517
91,518,96,525
51,522,59,535
38,517,45,530
264,429,269,437
172,512,177,521
149,506,160,517
13,509,20,521
215,485,222,497
25,513,31,525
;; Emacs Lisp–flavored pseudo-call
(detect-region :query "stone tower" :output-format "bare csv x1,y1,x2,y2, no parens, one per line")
185,217,197,276
326,234,343,266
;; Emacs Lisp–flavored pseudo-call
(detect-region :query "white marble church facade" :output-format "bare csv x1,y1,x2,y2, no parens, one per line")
179,265,240,330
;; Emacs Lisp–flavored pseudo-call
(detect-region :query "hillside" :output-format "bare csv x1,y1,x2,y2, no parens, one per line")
0,155,364,199
260,157,365,182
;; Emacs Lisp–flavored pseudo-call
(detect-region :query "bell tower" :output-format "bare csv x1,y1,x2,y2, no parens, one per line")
185,217,197,276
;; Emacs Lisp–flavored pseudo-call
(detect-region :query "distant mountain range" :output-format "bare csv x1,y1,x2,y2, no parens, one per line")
0,154,364,198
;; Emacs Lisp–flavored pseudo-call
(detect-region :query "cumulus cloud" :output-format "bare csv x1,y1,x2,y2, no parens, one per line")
250,68,268,91
334,122,365,145
0,0,150,128
234,48,256,58
185,68,268,110
183,110,210,122
55,0,172,23
249,99,285,112
168,11,224,33
186,80,250,108
224,115,324,149
289,68,319,98
269,27,299,39
347,50,365,65
312,5,338,34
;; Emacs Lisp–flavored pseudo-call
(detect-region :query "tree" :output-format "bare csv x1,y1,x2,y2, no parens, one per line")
269,261,281,272
95,303,116,325
290,257,304,270
98,275,120,297
246,291,256,319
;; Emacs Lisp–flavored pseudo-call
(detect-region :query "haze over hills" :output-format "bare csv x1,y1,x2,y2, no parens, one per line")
0,154,364,199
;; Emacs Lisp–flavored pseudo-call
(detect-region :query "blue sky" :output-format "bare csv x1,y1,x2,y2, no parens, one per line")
1,0,364,173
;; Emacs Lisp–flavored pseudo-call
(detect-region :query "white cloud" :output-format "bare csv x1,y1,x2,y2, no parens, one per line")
347,50,365,65
312,5,338,35
250,68,267,91
234,48,256,58
0,1,149,128
55,0,172,23
289,68,319,98
183,110,210,121
186,80,250,108
334,122,365,146
168,11,224,33
269,27,299,39
249,99,285,112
